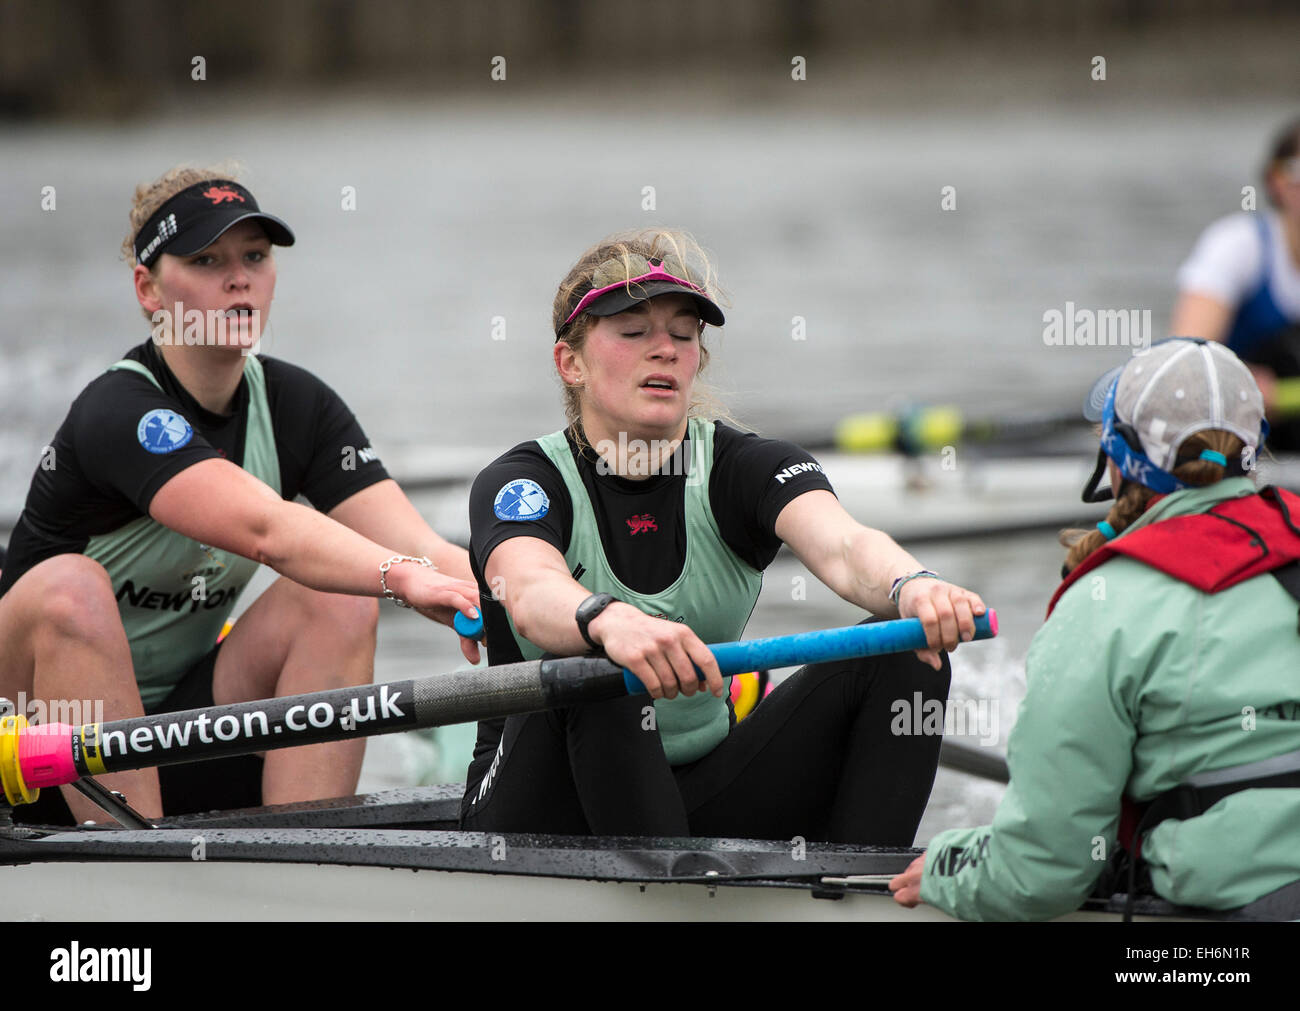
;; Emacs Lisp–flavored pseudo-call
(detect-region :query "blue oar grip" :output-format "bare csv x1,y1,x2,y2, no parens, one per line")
621,610,997,695
454,611,484,640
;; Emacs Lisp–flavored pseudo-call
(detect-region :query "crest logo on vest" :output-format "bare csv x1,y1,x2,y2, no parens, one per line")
136,408,194,454
494,479,550,521
627,513,658,535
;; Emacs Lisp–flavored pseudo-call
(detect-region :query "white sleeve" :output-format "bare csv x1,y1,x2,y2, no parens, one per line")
1175,214,1264,306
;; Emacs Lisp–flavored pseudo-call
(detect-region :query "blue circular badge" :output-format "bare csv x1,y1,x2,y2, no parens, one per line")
137,409,194,454
494,479,550,521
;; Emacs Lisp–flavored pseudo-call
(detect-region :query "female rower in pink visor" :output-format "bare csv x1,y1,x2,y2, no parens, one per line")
460,228,987,842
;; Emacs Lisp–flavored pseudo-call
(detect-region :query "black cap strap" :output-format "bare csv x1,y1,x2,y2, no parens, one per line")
1081,447,1114,504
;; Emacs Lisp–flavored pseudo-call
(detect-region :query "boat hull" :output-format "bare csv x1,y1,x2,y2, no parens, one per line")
0,786,1218,921
6,859,970,922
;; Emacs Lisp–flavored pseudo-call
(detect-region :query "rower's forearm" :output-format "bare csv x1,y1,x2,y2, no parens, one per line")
260,500,393,595
375,524,472,582
506,577,592,655
422,536,474,583
835,527,927,616
342,481,474,582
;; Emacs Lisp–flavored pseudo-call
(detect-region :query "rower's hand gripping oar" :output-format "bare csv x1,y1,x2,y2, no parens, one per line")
458,611,995,696
0,612,996,807
454,610,485,640
623,612,998,694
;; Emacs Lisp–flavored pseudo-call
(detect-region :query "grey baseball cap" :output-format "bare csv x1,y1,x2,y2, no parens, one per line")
1082,339,1265,472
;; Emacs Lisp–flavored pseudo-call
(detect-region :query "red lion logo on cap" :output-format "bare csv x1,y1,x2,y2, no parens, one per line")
203,186,245,205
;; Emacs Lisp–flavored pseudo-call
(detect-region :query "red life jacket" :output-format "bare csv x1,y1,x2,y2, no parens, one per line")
1046,486,1300,855
1048,486,1300,617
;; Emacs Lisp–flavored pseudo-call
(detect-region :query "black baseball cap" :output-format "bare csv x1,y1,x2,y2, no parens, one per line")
134,180,295,267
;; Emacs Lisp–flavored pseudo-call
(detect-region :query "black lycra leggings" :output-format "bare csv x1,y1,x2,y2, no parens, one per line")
460,647,951,846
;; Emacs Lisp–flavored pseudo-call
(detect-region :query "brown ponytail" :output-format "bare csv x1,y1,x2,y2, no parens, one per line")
1060,430,1247,573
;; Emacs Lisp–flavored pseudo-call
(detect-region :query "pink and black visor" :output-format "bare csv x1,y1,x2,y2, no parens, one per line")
133,179,295,268
556,254,725,340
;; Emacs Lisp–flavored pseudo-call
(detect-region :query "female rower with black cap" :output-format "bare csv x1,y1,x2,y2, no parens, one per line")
460,229,987,843
0,165,481,824
890,338,1300,919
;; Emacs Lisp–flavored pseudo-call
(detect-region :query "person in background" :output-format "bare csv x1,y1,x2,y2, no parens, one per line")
1171,117,1300,446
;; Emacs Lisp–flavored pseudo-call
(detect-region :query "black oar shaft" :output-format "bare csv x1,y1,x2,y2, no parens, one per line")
5,616,997,800
79,657,628,777
939,739,1010,783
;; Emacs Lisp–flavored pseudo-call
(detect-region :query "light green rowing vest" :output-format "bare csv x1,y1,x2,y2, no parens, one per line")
85,356,281,710
508,418,763,764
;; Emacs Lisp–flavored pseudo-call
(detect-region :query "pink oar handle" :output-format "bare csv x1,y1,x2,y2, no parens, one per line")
18,722,78,789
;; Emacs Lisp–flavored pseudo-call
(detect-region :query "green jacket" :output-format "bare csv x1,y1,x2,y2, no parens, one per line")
921,478,1300,920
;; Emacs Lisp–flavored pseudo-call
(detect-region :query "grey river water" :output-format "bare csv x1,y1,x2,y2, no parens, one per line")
1,80,1293,842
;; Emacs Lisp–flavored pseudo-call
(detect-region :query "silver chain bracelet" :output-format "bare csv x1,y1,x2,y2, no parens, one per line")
379,555,435,608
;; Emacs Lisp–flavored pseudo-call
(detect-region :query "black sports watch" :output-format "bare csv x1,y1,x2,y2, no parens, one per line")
575,593,619,649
